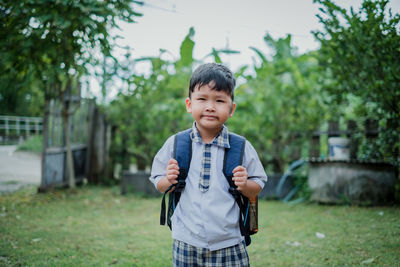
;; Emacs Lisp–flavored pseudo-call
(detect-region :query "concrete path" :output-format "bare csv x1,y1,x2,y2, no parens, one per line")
0,145,41,194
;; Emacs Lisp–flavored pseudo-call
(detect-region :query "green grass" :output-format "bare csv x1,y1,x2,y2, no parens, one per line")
0,181,19,185
16,135,42,153
0,186,399,266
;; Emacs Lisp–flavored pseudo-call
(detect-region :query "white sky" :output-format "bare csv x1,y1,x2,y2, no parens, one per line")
86,0,400,100
117,0,400,71
117,0,323,72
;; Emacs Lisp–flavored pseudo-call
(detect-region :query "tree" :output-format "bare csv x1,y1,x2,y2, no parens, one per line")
108,27,244,172
0,0,142,188
313,0,400,163
108,28,195,171
229,34,326,173
108,30,326,174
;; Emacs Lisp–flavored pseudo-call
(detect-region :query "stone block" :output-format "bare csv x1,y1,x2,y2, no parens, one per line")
308,161,396,204
121,171,159,196
259,173,294,199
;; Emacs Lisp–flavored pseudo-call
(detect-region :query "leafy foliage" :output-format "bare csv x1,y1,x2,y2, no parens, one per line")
108,29,196,170
0,0,142,111
17,135,43,153
229,34,326,172
0,0,143,187
313,0,400,163
108,30,327,173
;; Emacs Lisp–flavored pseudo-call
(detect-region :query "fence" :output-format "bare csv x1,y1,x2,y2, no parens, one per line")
46,98,90,148
40,98,111,190
309,119,381,160
0,115,43,143
1,98,110,190
40,98,92,190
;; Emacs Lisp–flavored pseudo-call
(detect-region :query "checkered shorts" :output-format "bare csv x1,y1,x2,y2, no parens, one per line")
173,239,249,267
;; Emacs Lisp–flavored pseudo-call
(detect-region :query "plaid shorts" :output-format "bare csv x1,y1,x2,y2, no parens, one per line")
173,239,249,267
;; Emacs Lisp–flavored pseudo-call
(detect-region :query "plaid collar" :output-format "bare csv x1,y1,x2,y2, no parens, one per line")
190,122,230,148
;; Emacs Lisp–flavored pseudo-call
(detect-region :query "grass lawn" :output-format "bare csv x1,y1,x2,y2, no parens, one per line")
0,185,399,266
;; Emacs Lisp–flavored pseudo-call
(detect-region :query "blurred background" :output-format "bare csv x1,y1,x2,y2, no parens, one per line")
1,1,400,266
0,0,399,198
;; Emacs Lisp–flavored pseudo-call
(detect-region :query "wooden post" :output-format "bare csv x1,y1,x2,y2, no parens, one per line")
86,100,96,184
365,118,379,138
35,119,40,135
5,117,9,136
290,134,302,161
16,117,20,136
39,97,51,192
328,121,340,157
25,118,30,138
328,121,340,137
347,120,358,159
387,118,399,162
310,132,320,158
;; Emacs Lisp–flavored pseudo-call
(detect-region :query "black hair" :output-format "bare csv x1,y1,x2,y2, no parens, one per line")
189,63,236,101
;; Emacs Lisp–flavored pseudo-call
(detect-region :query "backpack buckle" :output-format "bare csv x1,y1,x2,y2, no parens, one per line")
178,168,187,180
229,187,239,198
175,179,186,192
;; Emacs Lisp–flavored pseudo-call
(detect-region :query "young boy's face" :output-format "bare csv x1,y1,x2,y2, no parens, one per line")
185,81,235,135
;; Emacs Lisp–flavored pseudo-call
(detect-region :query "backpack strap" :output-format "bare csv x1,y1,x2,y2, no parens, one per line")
223,133,252,246
173,128,193,179
160,129,192,228
223,133,246,177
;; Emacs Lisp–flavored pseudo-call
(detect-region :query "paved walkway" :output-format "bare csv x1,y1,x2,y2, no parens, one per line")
0,145,41,194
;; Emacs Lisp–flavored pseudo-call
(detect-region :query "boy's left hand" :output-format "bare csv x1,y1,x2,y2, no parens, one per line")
232,166,248,191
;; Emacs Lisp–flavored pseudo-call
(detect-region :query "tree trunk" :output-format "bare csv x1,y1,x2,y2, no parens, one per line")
62,109,75,189
121,135,130,171
62,81,76,189
86,101,97,184
40,96,50,191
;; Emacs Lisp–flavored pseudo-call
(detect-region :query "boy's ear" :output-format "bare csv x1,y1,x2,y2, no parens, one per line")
229,102,236,117
185,97,192,113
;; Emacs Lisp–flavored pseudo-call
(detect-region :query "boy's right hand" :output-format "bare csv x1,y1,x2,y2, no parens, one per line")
166,158,180,185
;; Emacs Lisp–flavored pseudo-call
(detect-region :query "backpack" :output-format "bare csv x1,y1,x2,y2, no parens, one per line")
159,128,257,246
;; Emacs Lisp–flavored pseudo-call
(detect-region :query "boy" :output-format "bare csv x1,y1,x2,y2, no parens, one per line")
150,63,267,266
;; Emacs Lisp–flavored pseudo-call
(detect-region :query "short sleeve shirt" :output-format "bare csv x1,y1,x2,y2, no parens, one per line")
149,127,268,251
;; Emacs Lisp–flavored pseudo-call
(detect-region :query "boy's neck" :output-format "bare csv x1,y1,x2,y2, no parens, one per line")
196,125,223,144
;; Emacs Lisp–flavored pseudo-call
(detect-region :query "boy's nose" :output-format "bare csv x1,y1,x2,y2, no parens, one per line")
205,101,216,111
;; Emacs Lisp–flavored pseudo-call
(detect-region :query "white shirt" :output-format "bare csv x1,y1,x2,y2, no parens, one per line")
149,133,268,251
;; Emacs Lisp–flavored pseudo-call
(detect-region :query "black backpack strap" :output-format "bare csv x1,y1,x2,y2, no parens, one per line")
160,129,192,228
223,133,251,245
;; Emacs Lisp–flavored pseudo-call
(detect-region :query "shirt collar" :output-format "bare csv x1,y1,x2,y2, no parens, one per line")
190,122,230,148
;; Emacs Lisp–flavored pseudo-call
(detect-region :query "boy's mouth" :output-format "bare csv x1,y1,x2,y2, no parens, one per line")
202,115,218,120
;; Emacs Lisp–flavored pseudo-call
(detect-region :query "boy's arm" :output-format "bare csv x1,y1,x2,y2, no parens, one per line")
233,140,268,198
149,135,176,192
156,177,173,193
232,166,262,198
156,158,179,193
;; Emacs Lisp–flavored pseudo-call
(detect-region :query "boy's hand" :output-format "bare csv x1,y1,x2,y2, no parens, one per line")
232,166,248,191
166,158,180,185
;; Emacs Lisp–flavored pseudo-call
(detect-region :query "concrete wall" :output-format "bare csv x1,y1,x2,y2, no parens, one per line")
308,161,396,204
259,173,293,199
121,171,159,196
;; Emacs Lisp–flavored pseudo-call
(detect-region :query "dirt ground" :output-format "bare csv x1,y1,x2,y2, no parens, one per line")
0,145,41,193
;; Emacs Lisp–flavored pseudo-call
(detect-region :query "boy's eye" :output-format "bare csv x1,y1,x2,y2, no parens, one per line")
217,99,225,103
198,98,206,101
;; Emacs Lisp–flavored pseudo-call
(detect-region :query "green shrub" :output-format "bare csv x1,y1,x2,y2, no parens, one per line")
17,135,42,153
